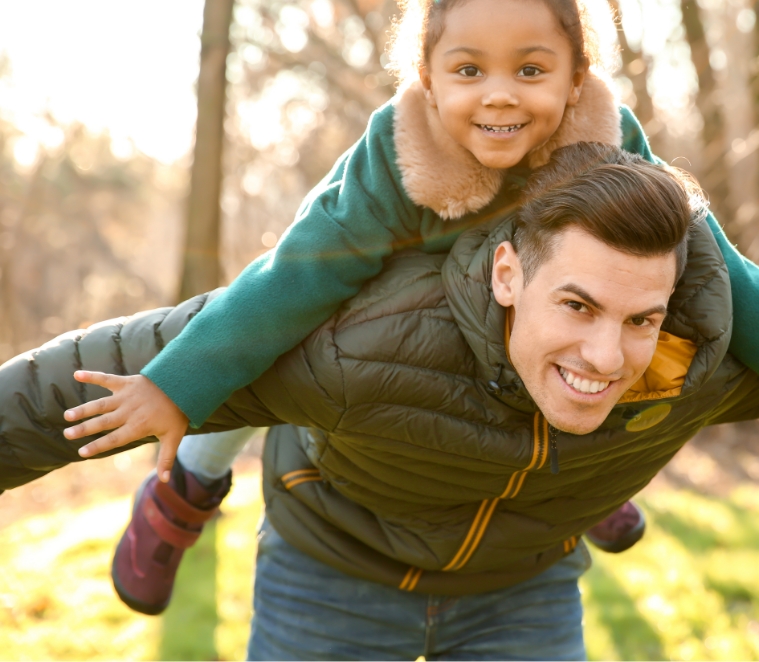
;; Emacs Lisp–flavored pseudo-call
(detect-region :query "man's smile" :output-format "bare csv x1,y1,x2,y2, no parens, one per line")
557,365,611,395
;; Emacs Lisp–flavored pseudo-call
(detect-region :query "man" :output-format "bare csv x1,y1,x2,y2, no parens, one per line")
1,143,754,660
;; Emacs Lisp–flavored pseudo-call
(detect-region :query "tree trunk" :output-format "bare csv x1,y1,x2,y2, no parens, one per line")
680,0,731,222
681,0,721,146
607,0,654,127
178,0,235,301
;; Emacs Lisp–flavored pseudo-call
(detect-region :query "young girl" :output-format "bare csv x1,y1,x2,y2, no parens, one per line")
64,0,759,615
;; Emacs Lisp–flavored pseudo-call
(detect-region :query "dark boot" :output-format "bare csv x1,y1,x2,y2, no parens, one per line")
585,500,646,553
111,459,231,615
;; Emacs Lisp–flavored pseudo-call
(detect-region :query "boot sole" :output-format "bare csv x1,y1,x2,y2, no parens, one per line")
111,537,170,616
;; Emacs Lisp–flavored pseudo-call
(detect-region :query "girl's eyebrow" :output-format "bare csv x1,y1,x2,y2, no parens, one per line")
514,45,557,57
444,45,557,58
443,46,484,57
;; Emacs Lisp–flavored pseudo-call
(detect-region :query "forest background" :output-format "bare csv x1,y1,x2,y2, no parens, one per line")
0,0,758,660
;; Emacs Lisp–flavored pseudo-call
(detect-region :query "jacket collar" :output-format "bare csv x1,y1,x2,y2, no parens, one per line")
442,216,733,410
393,71,623,219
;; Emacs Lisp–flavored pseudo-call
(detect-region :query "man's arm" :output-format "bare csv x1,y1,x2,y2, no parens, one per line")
0,292,282,491
702,368,759,426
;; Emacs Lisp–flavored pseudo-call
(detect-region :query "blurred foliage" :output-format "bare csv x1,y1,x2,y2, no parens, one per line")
2,0,759,357
0,114,186,363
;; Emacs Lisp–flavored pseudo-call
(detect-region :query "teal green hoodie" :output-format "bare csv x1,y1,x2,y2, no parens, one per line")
142,75,759,427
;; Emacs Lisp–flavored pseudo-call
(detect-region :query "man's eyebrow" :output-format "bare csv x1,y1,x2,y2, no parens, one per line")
443,46,484,57
556,284,669,318
555,284,604,311
630,304,669,318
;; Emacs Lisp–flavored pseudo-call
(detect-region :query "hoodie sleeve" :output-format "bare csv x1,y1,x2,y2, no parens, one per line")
621,105,759,375
141,101,424,427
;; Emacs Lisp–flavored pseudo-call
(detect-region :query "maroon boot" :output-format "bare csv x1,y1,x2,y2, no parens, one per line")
111,459,231,615
585,500,646,553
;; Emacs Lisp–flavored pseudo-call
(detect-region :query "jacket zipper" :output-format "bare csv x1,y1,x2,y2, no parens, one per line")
548,424,560,474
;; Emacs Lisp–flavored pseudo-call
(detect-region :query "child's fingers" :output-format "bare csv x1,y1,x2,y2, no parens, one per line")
155,432,183,483
72,370,124,390
64,395,116,423
76,422,134,458
68,410,125,446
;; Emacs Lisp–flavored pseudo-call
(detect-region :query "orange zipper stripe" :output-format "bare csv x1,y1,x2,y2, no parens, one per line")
399,566,416,590
407,568,423,591
501,413,547,499
447,412,553,571
452,498,500,570
499,472,519,498
282,468,322,489
284,476,323,489
442,499,490,571
399,566,423,591
537,416,550,469
528,412,543,470
282,469,320,481
511,470,530,498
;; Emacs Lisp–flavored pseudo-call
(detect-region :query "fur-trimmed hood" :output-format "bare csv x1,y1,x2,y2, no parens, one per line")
393,71,622,219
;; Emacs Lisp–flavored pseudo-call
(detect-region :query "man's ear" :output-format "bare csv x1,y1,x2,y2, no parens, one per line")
419,65,437,108
492,241,522,307
566,65,587,107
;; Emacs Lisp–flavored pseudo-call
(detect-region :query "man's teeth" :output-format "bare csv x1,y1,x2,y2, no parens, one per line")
481,124,522,133
558,367,609,394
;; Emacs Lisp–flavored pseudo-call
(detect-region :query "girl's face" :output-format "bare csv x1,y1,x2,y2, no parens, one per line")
420,0,586,169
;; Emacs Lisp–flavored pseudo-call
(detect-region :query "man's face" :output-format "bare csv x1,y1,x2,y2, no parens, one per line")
492,227,677,435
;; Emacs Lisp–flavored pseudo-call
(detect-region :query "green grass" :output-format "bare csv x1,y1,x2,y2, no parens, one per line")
0,477,756,660
0,473,261,661
582,484,759,660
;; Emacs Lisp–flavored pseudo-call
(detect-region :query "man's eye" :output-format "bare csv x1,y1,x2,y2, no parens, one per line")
566,301,585,312
518,66,541,77
458,65,481,77
630,317,649,327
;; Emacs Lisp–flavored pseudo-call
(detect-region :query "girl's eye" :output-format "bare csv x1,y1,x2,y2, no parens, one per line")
518,66,541,78
458,65,481,78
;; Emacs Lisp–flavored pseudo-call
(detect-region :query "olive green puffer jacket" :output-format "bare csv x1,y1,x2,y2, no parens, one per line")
1,215,757,595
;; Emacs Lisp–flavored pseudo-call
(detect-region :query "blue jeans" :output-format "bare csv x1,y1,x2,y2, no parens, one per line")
247,519,591,661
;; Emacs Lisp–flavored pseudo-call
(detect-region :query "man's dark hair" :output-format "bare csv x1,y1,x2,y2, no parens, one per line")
513,142,705,285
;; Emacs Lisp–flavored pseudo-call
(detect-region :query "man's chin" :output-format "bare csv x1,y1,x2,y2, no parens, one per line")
547,418,605,435
543,406,613,435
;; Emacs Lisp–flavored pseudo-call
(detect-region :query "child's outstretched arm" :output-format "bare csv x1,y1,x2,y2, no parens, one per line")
621,106,759,374
137,101,425,429
64,371,188,483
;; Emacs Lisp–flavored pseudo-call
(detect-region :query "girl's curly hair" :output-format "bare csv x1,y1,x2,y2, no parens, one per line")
387,0,616,87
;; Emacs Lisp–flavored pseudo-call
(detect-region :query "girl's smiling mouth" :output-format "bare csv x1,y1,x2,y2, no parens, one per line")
476,122,525,135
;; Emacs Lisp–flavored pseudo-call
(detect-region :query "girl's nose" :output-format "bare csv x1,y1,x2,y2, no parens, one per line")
481,80,519,107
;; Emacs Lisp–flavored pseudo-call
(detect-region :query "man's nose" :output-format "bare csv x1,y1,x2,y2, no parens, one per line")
481,77,519,107
580,324,625,376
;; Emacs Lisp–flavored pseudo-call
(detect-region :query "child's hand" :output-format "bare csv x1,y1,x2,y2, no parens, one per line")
63,371,189,483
